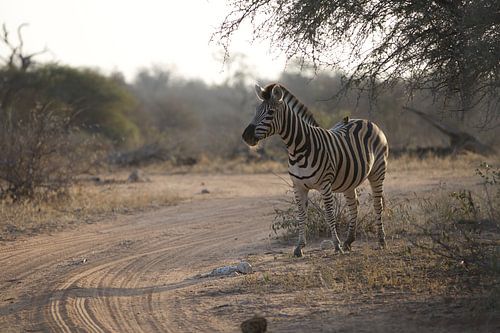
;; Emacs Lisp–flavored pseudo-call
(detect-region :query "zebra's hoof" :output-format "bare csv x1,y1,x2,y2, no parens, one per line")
342,242,352,252
293,246,303,257
378,240,387,250
334,244,344,254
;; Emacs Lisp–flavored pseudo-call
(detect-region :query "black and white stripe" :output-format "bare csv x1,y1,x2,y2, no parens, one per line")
242,83,389,256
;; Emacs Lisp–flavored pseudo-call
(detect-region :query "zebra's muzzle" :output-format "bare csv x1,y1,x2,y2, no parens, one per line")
242,124,258,146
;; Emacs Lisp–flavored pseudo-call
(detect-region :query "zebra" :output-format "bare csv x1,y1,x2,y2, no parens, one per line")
242,83,389,257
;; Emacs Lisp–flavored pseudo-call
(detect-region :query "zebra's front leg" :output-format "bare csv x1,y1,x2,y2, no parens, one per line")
343,189,358,252
293,186,309,257
321,184,343,253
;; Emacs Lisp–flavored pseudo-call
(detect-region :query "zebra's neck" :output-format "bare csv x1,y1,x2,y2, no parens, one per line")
281,88,319,127
278,102,315,157
278,88,319,157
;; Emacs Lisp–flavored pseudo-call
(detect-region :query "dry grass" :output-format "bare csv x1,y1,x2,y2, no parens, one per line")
146,155,287,174
241,244,454,296
0,174,180,241
388,151,491,173
216,153,488,175
186,151,494,175
271,188,417,245
136,150,497,177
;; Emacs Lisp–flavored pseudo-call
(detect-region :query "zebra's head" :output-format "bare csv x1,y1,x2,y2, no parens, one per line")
242,83,284,146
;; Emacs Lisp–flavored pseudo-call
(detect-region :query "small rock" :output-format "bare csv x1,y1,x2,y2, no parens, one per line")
201,261,253,278
211,266,238,276
320,240,335,250
119,239,134,247
201,189,210,194
237,261,253,274
128,169,149,182
241,315,267,333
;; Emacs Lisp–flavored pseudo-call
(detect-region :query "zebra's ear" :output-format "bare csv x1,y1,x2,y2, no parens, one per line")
255,84,265,101
271,84,283,102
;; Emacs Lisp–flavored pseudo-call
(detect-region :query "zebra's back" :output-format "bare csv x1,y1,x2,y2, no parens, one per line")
328,119,388,193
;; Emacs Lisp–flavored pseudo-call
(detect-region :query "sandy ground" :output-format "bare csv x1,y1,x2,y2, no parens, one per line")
0,170,494,332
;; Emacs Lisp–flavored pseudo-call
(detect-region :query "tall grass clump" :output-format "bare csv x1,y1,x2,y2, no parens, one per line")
271,191,347,241
413,163,500,274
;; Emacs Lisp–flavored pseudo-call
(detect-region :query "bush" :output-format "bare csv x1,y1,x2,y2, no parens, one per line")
476,162,500,222
1,64,141,147
412,163,500,273
0,103,98,201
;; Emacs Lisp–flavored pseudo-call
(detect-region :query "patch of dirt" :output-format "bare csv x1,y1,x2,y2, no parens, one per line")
0,170,497,332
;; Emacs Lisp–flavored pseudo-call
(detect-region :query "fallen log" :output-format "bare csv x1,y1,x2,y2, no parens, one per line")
403,107,496,156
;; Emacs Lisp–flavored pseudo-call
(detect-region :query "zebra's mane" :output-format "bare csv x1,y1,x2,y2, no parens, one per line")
262,83,319,127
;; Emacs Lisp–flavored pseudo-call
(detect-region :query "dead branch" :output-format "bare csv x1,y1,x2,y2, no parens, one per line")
403,106,495,155
0,23,47,70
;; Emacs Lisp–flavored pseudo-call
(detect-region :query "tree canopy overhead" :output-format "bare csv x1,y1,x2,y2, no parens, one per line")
216,0,499,122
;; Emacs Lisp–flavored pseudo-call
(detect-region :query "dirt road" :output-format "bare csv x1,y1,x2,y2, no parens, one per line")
0,171,482,332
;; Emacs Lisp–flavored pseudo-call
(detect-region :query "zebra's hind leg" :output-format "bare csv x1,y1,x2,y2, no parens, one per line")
342,189,358,251
321,184,343,253
293,186,309,257
369,176,386,249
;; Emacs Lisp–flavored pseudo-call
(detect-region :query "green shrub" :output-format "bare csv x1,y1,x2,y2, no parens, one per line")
0,64,140,147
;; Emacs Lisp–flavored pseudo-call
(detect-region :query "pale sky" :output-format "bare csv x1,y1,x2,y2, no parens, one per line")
0,0,288,83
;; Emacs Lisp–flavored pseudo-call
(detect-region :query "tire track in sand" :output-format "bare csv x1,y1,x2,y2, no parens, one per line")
37,197,275,332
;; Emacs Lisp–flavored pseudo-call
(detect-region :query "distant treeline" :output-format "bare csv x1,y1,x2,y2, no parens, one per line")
1,61,497,163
